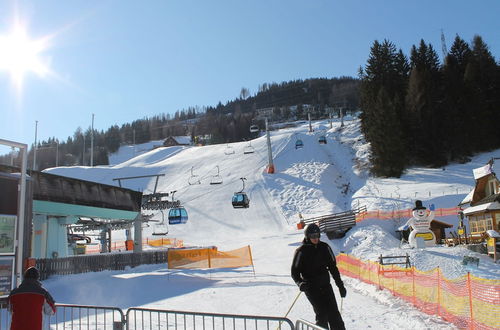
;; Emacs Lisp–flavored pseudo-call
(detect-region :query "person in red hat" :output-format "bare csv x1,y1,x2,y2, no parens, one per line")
8,266,56,330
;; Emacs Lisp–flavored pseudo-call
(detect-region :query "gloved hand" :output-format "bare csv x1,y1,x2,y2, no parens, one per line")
299,282,310,292
338,284,347,298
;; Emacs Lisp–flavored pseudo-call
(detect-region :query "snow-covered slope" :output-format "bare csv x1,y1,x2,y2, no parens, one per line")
43,117,499,329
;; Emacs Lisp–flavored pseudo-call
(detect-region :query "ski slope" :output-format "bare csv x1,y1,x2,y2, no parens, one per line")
44,117,500,329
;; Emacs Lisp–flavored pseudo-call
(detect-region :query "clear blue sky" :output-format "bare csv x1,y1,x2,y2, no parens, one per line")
1,0,499,155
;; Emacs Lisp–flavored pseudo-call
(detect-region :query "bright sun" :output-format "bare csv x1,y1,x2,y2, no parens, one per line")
0,20,50,89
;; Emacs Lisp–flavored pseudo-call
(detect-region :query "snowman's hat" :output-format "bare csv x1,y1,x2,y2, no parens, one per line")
413,200,426,211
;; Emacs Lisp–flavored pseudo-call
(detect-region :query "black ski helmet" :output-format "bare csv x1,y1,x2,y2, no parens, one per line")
304,223,321,238
24,266,40,280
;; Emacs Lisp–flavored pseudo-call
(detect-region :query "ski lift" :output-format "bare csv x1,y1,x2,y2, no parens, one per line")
318,136,327,144
210,165,223,185
295,139,304,149
232,177,250,208
249,125,259,133
224,144,235,155
168,191,189,224
243,141,255,154
188,166,201,185
152,210,169,235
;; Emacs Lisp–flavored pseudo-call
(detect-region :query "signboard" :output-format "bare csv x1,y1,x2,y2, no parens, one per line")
0,215,16,254
0,257,14,297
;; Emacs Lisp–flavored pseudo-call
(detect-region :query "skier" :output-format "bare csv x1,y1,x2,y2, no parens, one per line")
8,266,56,330
291,223,346,330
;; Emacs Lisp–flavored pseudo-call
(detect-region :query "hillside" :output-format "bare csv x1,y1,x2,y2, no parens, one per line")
43,116,499,328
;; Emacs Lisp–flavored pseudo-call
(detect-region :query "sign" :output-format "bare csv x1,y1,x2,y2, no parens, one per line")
0,215,16,254
0,257,14,297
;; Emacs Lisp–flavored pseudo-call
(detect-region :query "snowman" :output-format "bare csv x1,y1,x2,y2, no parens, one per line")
404,200,436,248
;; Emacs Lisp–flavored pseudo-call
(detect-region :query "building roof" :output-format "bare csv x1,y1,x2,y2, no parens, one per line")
463,201,500,215
171,136,191,145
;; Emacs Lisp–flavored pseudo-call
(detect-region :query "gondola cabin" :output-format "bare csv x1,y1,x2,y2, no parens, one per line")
249,125,259,133
295,140,304,149
168,207,188,224
232,193,250,208
318,136,327,144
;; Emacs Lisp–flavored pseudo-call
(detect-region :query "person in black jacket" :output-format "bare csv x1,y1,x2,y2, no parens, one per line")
291,223,346,330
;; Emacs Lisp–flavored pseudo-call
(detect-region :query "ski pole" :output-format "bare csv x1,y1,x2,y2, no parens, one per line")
277,291,302,330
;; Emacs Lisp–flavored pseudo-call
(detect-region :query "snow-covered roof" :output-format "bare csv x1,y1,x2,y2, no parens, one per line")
459,189,474,206
463,201,500,215
486,230,500,238
473,163,492,180
172,136,191,145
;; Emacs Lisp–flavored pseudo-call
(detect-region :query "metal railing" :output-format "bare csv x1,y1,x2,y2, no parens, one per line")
295,319,327,330
126,307,295,330
1,303,296,329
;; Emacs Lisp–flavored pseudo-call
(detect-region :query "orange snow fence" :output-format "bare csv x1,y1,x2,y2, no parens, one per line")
337,254,500,330
167,245,254,271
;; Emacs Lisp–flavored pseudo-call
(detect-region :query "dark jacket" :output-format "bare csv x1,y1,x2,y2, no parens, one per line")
291,239,343,289
8,278,56,330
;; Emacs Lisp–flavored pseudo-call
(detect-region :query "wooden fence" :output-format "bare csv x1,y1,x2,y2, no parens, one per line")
36,250,169,280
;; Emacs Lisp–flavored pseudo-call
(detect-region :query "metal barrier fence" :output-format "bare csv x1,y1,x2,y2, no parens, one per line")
126,307,295,330
295,319,326,330
0,303,295,329
0,302,125,329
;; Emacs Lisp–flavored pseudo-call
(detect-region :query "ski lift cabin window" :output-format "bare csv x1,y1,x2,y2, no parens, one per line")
168,207,188,224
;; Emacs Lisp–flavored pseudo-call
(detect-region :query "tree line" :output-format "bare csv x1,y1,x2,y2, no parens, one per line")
1,78,359,171
359,34,499,177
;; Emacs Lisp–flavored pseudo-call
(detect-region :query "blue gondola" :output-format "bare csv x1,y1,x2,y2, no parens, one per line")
318,136,327,144
168,207,188,224
232,177,250,208
295,139,304,149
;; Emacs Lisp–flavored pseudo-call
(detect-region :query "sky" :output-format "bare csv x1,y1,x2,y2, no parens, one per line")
15,116,496,329
1,0,499,155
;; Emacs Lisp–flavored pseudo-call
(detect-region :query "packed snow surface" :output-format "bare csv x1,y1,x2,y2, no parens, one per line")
44,117,500,329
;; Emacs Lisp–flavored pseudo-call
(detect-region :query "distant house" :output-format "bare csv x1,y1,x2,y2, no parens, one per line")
163,136,192,147
459,160,500,235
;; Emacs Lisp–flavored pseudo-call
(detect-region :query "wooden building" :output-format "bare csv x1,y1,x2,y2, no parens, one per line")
459,161,500,236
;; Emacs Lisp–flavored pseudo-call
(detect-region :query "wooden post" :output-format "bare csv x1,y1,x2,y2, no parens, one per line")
412,266,416,306
467,272,474,330
437,267,441,316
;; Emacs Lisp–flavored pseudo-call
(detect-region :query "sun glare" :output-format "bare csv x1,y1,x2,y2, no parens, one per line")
0,20,51,89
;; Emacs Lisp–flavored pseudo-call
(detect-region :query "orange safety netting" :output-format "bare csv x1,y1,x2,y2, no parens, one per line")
167,245,254,270
337,254,500,330
145,237,184,248
355,206,462,222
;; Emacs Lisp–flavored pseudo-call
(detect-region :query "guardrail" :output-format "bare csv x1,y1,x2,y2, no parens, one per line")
295,319,327,329
0,303,296,329
126,307,295,329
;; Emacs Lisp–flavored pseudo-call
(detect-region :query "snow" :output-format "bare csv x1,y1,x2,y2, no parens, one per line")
42,117,500,329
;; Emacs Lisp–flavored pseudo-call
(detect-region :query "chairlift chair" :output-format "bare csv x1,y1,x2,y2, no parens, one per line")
295,139,304,149
232,178,250,208
243,141,255,154
210,165,223,185
249,125,259,133
188,166,201,185
152,211,169,236
224,144,235,155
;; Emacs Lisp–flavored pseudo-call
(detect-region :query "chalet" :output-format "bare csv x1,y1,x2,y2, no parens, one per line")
163,136,192,147
459,160,500,236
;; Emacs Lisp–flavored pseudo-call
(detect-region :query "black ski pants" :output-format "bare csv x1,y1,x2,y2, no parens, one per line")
304,284,345,330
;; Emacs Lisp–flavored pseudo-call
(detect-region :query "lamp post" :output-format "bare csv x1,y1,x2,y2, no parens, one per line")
33,120,38,171
90,113,94,167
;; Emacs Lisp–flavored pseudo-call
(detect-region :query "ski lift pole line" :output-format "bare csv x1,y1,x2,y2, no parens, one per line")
112,174,165,193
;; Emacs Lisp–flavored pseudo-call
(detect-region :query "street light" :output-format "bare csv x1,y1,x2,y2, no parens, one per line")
33,120,38,170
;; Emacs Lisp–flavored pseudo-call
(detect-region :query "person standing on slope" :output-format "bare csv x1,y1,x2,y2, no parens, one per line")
8,266,56,330
291,223,346,330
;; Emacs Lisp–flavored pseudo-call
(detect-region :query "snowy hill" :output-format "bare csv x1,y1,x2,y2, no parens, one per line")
43,116,499,329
